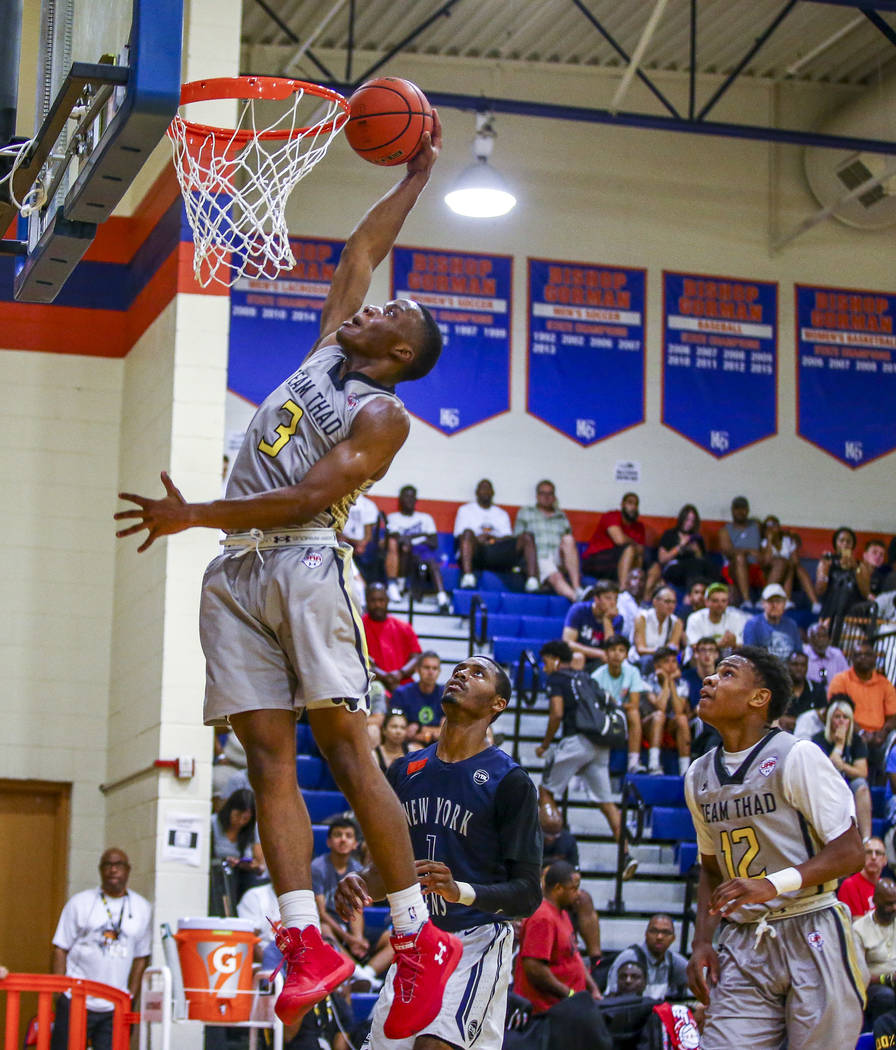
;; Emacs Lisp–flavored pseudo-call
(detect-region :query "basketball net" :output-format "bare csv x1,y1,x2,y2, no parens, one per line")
168,80,349,288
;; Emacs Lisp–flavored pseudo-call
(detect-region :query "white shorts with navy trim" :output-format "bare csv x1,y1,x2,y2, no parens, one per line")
365,922,513,1050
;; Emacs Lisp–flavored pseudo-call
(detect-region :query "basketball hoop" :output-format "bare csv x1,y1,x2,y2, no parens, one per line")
168,77,349,287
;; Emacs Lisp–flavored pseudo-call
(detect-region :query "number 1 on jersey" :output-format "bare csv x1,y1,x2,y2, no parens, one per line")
258,399,304,457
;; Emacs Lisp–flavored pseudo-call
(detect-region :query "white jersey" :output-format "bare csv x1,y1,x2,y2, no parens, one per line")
343,493,380,542
685,729,855,922
226,344,402,531
386,509,436,540
453,502,512,539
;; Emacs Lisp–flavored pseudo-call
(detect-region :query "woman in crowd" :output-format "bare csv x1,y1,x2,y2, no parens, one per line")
632,585,683,671
371,709,421,774
211,788,265,900
815,525,872,623
812,695,872,841
655,503,718,589
761,514,818,607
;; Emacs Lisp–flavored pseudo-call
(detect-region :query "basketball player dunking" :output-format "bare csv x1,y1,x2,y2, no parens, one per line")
335,655,543,1050
115,115,465,1038
685,645,865,1049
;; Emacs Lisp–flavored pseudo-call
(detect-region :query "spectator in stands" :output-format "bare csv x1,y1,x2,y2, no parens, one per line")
340,492,383,582
851,878,896,1026
581,493,646,588
717,495,765,606
50,848,152,1050
779,650,827,733
212,788,264,899
684,582,746,656
371,709,421,774
391,650,443,745
539,809,604,978
643,647,692,776
678,578,709,621
312,818,369,961
829,639,896,777
361,582,422,698
384,484,450,611
617,567,647,641
592,634,649,775
811,697,873,840
632,586,683,670
562,581,624,671
537,641,637,878
212,730,249,811
760,515,818,608
838,837,888,917
815,526,871,623
601,959,703,1050
454,478,539,592
805,620,849,689
655,504,718,591
864,539,892,596
513,861,602,1012
604,914,689,1001
681,638,723,757
742,583,803,660
514,480,583,603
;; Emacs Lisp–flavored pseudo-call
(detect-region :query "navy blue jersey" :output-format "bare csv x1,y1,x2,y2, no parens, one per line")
387,743,541,932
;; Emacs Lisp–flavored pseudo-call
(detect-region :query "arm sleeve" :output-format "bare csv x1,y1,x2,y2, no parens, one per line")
518,910,556,962
453,505,469,536
135,903,153,957
419,513,437,535
885,679,896,717
52,897,79,951
513,509,529,537
684,765,716,856
782,740,856,843
742,617,760,646
468,767,543,918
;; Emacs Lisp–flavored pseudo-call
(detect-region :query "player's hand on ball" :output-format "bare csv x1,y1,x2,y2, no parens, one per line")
334,872,372,922
710,876,777,916
416,859,460,903
406,109,441,177
115,472,191,552
686,942,719,1006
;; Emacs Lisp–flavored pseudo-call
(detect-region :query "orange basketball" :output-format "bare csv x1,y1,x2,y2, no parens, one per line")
346,77,433,166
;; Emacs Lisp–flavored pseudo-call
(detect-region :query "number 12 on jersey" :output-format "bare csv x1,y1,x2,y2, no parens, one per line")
718,826,766,880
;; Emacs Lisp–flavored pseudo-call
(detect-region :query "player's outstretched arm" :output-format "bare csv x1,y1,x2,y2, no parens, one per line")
314,110,443,348
687,853,723,1006
115,400,410,550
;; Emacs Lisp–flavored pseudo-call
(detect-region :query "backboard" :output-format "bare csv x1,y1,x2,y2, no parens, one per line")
0,0,183,302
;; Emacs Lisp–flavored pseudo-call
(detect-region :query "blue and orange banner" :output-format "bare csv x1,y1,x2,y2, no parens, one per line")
796,283,896,467
228,236,345,404
662,271,777,457
527,258,646,445
391,246,512,434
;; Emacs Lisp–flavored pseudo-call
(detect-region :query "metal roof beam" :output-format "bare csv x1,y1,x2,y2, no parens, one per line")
696,0,798,121
350,0,464,88
569,0,681,118
610,0,672,115
249,0,337,81
864,8,896,48
805,0,896,11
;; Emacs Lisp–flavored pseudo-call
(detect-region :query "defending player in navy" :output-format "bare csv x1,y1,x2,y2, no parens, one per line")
335,655,543,1050
115,117,467,1040
685,645,865,1050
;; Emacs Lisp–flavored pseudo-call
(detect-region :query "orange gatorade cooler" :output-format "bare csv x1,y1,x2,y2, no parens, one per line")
175,917,259,1022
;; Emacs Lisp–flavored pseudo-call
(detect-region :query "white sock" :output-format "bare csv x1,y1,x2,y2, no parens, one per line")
277,890,319,930
397,577,406,590
387,884,429,935
679,756,691,775
437,590,448,604
627,752,641,771
648,747,661,769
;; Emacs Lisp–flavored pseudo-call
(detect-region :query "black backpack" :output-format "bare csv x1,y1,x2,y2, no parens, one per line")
565,670,629,749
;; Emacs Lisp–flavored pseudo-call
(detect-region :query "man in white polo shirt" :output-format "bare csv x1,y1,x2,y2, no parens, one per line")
454,479,539,591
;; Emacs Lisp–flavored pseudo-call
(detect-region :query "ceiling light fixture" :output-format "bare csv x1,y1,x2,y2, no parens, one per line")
444,112,517,218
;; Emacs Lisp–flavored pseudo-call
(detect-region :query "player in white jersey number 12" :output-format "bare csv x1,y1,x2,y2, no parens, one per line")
115,113,464,1039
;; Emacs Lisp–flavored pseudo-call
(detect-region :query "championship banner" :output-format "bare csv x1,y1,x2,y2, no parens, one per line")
796,284,896,468
663,271,777,457
391,246,512,434
228,236,345,405
527,258,645,445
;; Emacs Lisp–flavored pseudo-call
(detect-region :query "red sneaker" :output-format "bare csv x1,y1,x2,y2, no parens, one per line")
383,920,463,1039
270,921,355,1026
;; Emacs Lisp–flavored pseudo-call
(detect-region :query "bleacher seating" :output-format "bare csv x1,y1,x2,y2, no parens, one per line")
303,789,348,823
453,589,570,618
626,774,686,807
351,992,379,1022
651,806,697,841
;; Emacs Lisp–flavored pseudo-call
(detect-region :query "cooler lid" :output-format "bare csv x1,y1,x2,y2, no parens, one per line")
176,917,257,933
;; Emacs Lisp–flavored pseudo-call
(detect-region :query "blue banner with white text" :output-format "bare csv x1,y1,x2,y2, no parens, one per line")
391,246,512,434
796,283,896,467
228,237,345,405
527,258,646,445
662,271,777,457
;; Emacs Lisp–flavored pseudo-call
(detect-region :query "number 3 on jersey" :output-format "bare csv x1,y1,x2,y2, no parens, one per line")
258,400,304,457
719,826,766,880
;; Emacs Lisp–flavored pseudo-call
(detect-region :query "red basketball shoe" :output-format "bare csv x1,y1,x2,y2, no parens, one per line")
270,921,355,1025
383,920,463,1039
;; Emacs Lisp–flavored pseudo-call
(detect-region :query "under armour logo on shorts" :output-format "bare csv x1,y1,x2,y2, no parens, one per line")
302,552,323,568
807,931,824,949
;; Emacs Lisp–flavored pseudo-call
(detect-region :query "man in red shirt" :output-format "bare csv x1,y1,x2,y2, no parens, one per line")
838,836,888,917
582,493,646,588
514,860,600,1013
362,582,422,692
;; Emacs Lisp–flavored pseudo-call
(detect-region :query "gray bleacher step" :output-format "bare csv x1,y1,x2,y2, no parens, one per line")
594,917,664,951
581,876,686,913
